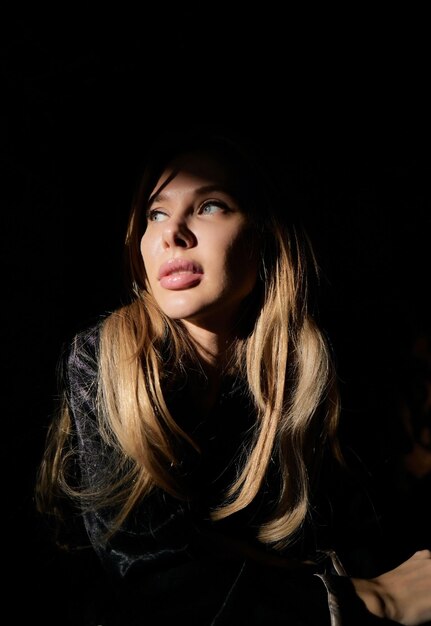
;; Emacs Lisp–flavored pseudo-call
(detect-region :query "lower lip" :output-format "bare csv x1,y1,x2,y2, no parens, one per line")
160,272,203,290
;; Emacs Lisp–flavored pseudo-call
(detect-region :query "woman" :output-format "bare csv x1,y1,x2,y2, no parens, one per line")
37,125,431,625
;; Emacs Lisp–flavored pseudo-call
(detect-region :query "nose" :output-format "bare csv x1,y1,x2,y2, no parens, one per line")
162,215,197,249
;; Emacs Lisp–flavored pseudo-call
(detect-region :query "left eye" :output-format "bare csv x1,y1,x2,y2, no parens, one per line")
147,209,168,222
199,201,225,215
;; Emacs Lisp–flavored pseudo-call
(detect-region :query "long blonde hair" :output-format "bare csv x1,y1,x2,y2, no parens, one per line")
37,126,341,550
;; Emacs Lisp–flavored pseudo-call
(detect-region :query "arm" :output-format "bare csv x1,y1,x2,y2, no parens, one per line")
352,550,431,625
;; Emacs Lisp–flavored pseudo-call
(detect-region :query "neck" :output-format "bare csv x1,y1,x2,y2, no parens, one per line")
181,321,236,415
182,320,234,370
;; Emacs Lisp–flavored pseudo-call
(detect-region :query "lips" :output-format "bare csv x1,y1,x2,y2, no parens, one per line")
157,258,204,290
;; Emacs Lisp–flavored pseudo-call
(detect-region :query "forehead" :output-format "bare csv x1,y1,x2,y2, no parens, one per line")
154,150,236,191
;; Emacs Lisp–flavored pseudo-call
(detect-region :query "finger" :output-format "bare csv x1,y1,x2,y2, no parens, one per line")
411,549,431,561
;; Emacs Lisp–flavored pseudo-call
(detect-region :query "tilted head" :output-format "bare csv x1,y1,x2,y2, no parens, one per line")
125,125,314,336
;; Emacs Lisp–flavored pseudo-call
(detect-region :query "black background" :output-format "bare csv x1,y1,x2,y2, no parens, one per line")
2,9,430,622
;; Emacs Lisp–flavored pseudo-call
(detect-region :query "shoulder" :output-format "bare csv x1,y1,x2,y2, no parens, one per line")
63,319,103,372
58,317,107,408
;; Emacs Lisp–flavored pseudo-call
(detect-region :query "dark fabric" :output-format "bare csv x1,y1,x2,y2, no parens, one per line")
59,322,401,625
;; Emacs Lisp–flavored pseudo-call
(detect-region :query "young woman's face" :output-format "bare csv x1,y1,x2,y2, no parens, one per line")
140,151,258,334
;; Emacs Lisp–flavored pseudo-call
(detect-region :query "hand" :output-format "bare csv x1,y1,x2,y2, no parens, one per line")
352,549,431,625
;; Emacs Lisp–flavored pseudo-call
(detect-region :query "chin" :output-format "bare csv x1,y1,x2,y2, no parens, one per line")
154,291,210,320
157,302,207,322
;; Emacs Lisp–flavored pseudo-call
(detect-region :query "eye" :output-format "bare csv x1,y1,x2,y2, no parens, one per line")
147,208,168,222
199,200,229,215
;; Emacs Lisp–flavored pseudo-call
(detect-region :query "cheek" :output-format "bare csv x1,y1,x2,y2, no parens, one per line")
139,234,154,287
140,232,153,268
226,231,259,290
140,233,148,262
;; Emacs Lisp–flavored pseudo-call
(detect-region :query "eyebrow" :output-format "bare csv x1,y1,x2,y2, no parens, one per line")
147,184,234,208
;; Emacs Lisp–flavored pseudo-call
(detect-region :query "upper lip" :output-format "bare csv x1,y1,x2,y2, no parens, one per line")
157,258,204,280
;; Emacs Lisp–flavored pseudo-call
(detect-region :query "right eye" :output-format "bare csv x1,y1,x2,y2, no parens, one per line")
147,209,168,222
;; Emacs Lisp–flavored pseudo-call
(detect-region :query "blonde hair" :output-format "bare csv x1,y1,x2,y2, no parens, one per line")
37,127,341,550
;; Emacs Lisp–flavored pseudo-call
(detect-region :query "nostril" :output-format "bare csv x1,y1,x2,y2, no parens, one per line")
163,223,196,249
174,235,189,247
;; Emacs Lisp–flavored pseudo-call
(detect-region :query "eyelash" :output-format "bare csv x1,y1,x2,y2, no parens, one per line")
146,209,166,222
146,199,232,221
199,199,230,214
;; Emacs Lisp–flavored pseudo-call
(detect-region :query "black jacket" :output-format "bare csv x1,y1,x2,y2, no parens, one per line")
57,322,400,625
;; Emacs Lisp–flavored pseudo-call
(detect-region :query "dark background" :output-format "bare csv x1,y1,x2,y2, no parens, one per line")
2,10,430,623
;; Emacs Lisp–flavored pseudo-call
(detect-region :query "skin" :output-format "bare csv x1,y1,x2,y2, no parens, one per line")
352,550,431,625
140,150,258,365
